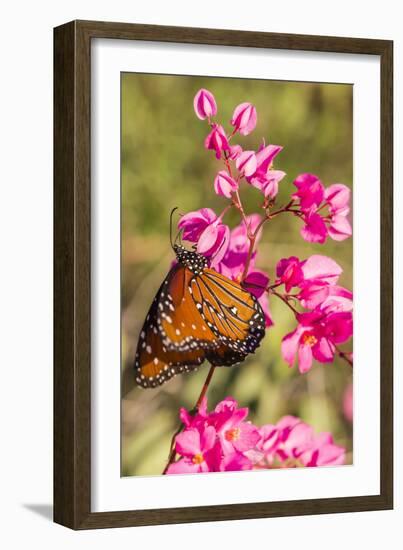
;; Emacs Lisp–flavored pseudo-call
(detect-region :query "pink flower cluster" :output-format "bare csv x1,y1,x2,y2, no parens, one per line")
293,174,352,243
166,397,345,474
278,255,353,373
194,88,286,202
180,88,353,373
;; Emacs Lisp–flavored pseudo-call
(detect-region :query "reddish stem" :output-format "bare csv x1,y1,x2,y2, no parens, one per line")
270,289,300,315
335,346,353,367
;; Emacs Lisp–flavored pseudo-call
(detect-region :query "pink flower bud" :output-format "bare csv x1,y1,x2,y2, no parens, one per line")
276,256,304,292
204,124,230,159
236,150,257,177
231,102,257,135
214,170,238,199
193,88,217,120
228,144,243,160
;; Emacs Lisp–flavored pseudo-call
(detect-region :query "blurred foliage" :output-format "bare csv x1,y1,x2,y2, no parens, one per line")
121,73,353,476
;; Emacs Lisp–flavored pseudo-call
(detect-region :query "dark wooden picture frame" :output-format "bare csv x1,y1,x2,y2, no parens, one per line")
54,19,393,530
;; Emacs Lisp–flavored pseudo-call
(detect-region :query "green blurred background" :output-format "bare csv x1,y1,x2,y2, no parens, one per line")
121,73,353,476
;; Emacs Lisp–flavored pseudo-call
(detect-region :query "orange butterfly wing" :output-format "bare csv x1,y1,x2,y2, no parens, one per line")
157,264,220,351
134,280,206,388
190,268,265,356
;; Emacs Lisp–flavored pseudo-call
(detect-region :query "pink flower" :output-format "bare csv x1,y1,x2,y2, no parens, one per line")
212,398,260,457
178,208,217,242
214,170,238,198
292,173,325,212
167,398,346,474
281,306,353,373
297,255,343,308
204,124,230,159
300,432,346,467
258,170,287,198
166,425,218,474
255,416,346,468
179,396,208,429
193,88,217,120
325,184,352,241
220,452,253,471
169,397,261,474
343,383,353,423
178,208,230,264
300,210,328,244
236,150,257,177
247,143,284,198
230,102,257,135
276,254,347,309
276,256,304,292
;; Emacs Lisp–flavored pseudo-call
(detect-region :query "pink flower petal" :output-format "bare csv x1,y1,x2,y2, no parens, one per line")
293,173,325,211
312,337,335,363
200,425,216,452
214,170,238,198
175,429,201,457
281,328,303,367
220,452,253,471
300,212,328,244
166,458,202,474
325,183,351,213
254,144,283,174
258,291,274,328
243,269,269,298
301,255,342,284
298,343,313,373
228,144,243,160
328,214,352,241
236,150,257,177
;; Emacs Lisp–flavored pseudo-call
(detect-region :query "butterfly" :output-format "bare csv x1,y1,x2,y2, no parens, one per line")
133,227,266,389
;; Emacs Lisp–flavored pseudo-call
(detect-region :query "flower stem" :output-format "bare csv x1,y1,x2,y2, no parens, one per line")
240,201,300,283
270,289,300,315
335,346,353,367
162,365,216,475
241,233,256,282
195,365,216,409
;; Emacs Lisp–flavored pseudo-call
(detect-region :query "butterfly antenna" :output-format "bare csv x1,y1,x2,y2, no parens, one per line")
169,207,179,250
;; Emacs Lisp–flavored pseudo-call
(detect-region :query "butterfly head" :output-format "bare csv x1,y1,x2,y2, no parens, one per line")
174,245,208,275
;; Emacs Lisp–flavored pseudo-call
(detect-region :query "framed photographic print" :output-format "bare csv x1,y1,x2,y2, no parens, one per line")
54,20,393,529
